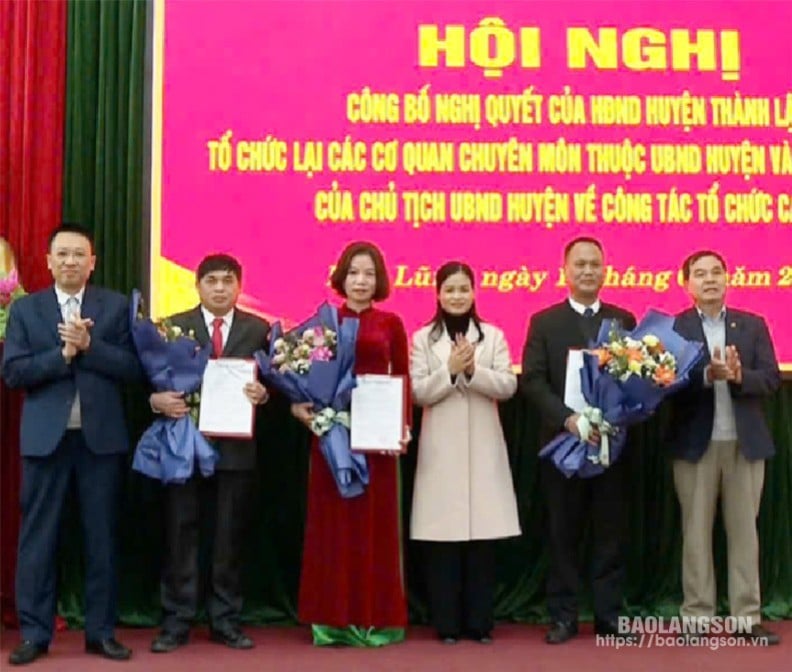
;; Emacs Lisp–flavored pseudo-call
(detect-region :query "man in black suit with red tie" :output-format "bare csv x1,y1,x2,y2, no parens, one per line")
148,254,270,652
521,237,636,644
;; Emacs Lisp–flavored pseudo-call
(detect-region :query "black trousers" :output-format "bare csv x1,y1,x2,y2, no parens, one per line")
540,456,628,625
421,540,495,637
160,470,255,635
17,431,123,644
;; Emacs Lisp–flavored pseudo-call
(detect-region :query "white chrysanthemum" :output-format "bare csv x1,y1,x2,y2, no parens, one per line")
642,334,660,348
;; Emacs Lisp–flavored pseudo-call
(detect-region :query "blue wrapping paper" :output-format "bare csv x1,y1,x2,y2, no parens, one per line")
539,309,705,478
255,302,365,498
128,290,218,483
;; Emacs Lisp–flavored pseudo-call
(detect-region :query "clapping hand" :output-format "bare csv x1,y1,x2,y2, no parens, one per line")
448,334,475,376
708,346,741,383
59,316,94,360
724,345,742,384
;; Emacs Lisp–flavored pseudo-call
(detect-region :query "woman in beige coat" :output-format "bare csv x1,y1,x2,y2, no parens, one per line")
410,261,520,645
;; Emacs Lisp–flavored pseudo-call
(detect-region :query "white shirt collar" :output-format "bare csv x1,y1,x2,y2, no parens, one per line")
54,285,86,307
201,305,234,329
568,296,601,316
696,305,726,322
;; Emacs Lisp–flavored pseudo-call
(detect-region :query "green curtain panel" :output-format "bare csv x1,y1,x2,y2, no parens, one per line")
63,0,145,292
58,0,792,629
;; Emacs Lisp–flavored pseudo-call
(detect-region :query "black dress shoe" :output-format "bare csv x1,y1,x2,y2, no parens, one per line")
465,629,494,644
210,629,254,649
594,620,639,643
545,621,578,644
151,631,189,653
85,638,132,660
737,624,780,646
9,641,48,666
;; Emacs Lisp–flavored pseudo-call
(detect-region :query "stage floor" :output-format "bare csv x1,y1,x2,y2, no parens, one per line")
1,622,790,672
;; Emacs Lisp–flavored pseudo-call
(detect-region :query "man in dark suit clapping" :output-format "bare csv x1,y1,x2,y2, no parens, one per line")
148,254,270,653
2,223,141,665
521,237,636,644
667,250,780,645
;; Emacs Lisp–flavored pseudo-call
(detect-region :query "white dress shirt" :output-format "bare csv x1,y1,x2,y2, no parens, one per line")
201,305,235,351
568,296,601,316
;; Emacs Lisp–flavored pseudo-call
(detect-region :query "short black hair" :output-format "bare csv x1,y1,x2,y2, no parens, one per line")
48,223,95,252
681,250,727,281
564,236,603,260
196,254,243,283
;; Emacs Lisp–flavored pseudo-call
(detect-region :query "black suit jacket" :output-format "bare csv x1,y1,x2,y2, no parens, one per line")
665,307,780,462
521,300,636,445
171,305,270,471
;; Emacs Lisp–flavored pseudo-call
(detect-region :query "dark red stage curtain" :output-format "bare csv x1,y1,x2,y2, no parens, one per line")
0,0,67,627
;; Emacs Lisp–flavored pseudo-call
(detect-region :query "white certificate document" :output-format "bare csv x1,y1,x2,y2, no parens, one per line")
563,349,587,413
198,358,256,438
350,374,405,453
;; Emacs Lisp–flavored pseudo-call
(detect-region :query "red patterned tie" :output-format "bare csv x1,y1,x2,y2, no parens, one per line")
211,317,224,358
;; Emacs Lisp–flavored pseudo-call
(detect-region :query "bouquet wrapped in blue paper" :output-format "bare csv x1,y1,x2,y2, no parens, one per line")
129,290,218,483
254,302,363,498
540,309,705,478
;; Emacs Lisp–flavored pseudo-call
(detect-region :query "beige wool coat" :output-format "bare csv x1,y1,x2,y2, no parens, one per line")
409,321,521,541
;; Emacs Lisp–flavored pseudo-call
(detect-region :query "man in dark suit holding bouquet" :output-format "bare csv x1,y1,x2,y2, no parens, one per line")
667,250,780,644
521,237,636,644
148,254,270,652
